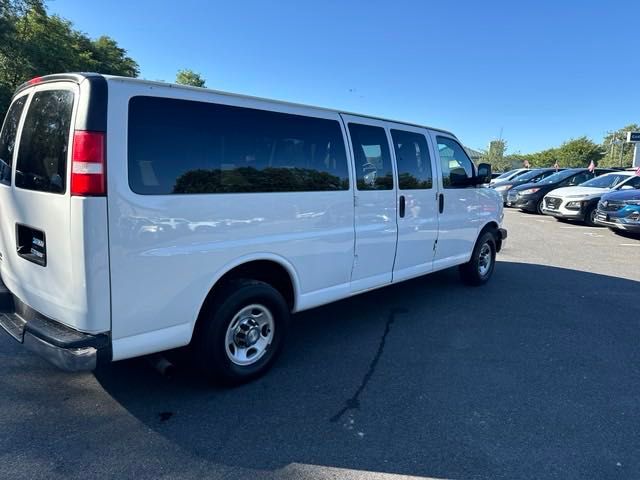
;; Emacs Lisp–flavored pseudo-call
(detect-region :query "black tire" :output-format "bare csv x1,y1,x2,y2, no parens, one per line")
191,279,290,385
583,204,598,227
536,198,545,215
459,231,497,286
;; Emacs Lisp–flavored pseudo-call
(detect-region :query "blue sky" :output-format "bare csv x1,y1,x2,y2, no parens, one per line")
49,0,639,153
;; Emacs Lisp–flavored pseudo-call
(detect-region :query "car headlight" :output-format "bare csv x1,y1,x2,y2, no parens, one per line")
519,188,540,195
494,184,512,192
565,201,582,209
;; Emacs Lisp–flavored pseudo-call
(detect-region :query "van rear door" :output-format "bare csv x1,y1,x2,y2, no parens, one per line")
0,78,110,334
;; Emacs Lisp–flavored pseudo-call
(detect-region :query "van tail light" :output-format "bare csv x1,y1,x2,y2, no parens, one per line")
71,131,106,196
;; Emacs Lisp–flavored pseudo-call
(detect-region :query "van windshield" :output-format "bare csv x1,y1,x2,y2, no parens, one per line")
15,90,74,194
0,96,27,185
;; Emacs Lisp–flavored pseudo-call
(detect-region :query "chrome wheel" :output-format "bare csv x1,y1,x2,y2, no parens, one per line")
478,243,492,277
225,304,274,366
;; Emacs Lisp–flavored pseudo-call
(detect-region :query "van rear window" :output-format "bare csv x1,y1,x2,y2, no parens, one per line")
128,96,349,194
15,90,74,194
0,96,27,186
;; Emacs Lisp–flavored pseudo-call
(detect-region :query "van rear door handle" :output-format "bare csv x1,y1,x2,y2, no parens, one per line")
438,193,444,213
399,195,405,218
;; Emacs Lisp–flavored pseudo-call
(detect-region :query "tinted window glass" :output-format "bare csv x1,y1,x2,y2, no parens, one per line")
128,97,349,194
538,170,557,180
348,123,393,190
436,136,474,187
495,169,518,180
581,174,628,188
391,129,432,189
0,96,27,185
565,172,592,186
515,169,544,182
621,176,640,189
539,169,576,184
15,90,74,194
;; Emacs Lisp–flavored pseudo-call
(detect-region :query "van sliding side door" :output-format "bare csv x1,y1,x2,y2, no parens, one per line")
340,114,398,293
388,124,438,282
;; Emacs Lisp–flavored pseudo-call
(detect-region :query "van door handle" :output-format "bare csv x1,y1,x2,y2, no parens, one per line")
438,193,444,213
399,195,406,218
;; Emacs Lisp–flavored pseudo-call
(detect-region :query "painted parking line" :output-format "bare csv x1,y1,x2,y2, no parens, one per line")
620,243,640,247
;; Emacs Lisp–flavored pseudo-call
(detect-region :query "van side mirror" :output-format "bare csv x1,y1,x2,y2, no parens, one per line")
476,163,492,185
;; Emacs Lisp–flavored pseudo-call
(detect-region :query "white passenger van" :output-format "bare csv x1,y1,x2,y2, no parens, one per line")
0,73,506,383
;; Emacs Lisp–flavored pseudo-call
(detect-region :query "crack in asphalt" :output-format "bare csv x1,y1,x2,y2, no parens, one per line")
330,307,408,423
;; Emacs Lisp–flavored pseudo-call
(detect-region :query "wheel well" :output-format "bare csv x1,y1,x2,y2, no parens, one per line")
203,260,295,314
479,221,502,251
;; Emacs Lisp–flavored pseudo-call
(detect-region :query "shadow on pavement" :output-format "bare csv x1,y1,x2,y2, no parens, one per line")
91,261,640,479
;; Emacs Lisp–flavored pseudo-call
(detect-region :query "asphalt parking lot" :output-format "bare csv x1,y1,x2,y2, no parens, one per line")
1,209,639,480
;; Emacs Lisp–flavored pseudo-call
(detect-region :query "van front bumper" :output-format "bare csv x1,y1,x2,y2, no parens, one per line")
0,278,110,371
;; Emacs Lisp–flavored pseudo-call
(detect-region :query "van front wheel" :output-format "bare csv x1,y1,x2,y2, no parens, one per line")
192,279,289,385
459,231,496,286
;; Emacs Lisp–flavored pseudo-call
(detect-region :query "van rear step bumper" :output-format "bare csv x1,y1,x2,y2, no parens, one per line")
0,278,110,371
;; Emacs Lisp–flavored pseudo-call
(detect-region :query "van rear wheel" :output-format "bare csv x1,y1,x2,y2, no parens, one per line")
459,231,496,286
192,279,289,385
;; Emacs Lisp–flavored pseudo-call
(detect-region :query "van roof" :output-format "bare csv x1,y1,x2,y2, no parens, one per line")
15,72,457,138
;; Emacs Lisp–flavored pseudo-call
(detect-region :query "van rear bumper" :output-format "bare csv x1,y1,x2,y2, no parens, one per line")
0,278,110,371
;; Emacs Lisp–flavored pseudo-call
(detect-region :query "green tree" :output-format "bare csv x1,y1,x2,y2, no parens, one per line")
516,138,602,169
599,124,640,168
554,137,603,168
0,0,139,114
175,69,206,87
485,139,512,172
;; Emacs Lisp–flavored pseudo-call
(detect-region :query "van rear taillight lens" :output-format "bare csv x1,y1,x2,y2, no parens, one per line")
71,131,106,196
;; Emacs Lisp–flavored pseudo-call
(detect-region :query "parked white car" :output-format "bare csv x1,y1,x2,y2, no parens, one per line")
541,171,640,225
0,73,506,384
489,168,529,185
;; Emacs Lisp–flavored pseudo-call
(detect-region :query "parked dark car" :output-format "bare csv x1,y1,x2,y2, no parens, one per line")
492,168,562,205
507,168,616,214
595,188,640,234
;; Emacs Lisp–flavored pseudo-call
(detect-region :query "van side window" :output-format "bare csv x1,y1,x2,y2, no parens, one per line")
128,96,349,194
0,96,27,186
348,123,393,190
391,129,432,189
436,136,474,188
15,90,74,194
